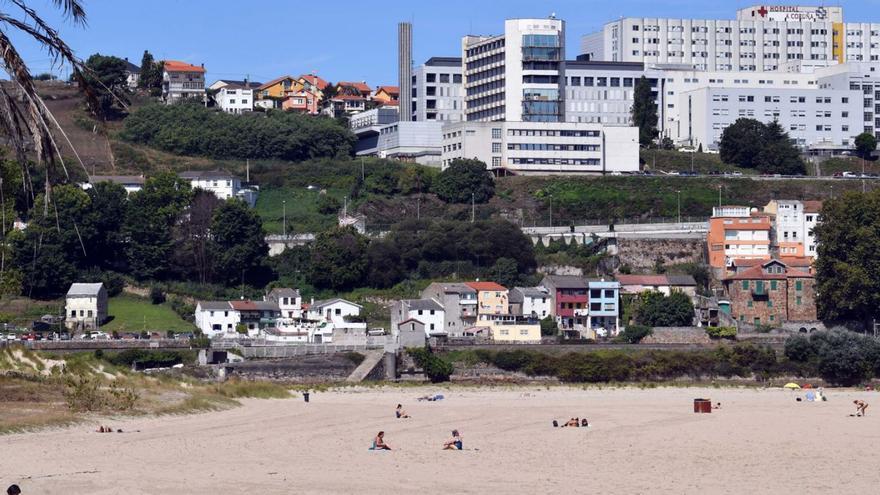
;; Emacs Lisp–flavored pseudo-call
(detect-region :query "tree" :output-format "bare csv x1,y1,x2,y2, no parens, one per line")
812,191,880,326
171,190,221,284
631,76,659,146
720,118,805,174
137,50,162,90
635,291,694,327
83,53,130,117
84,181,128,271
719,118,767,169
614,324,652,344
488,257,519,288
432,159,494,204
756,121,806,175
308,226,368,290
210,199,271,286
855,132,878,160
124,173,193,280
539,316,558,337
0,0,99,196
364,240,405,289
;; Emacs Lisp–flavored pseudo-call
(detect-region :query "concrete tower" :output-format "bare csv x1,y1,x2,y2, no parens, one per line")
398,22,413,122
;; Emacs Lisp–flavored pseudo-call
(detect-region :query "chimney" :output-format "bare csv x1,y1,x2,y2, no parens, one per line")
201,63,205,68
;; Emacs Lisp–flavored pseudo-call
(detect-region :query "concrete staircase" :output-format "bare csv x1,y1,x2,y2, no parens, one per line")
345,350,385,383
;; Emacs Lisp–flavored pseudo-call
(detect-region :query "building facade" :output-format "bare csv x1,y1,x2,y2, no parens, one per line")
466,282,509,315
213,82,258,114
412,57,464,122
65,283,108,331
463,17,566,122
764,200,822,258
587,280,621,336
509,287,552,318
441,121,638,174
161,60,205,104
541,275,589,330
723,259,817,326
420,282,478,337
708,206,772,270
390,299,446,337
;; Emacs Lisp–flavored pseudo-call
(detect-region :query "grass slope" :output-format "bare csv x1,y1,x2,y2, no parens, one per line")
102,296,194,334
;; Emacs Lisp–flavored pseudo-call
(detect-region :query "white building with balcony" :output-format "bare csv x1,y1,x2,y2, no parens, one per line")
210,80,261,114
161,60,205,104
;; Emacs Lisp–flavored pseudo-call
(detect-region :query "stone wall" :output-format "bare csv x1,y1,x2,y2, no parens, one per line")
641,327,713,345
616,238,704,270
223,354,358,382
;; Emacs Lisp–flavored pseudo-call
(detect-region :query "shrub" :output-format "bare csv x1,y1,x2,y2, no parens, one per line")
107,349,186,369
539,316,558,337
149,286,166,304
408,348,453,383
344,351,365,365
615,324,653,344
705,326,737,339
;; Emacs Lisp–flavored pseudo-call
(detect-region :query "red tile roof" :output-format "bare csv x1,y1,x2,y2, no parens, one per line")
229,300,259,310
465,281,507,292
338,81,371,93
298,74,329,90
778,256,813,267
725,261,815,281
615,274,669,286
803,200,823,213
257,75,296,91
163,60,205,73
333,94,366,101
376,85,399,95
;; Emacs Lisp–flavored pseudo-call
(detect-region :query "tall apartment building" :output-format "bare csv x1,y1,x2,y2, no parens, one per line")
707,206,772,270
462,17,566,122
161,60,205,104
581,5,880,72
764,200,822,258
563,60,663,125
412,57,464,122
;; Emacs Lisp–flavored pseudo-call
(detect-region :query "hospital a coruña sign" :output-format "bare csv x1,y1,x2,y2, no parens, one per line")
740,5,842,23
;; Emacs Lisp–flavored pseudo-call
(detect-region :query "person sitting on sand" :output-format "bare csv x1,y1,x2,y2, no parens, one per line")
7,484,21,495
562,418,579,427
443,430,463,450
372,431,391,450
395,404,410,419
854,400,869,416
713,402,722,409
580,418,589,427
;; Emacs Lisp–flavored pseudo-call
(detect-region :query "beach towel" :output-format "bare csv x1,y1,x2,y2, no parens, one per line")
806,391,816,402
434,394,444,401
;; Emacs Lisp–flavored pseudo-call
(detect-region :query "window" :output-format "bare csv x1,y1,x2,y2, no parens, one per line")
417,310,423,315
767,300,773,308
71,310,76,317
439,74,450,83
590,303,601,311
491,128,501,139
426,73,436,83
520,329,529,336
742,280,749,290
335,308,341,315
604,289,614,298
796,296,802,305
492,142,501,153
770,280,777,291
430,323,435,330
590,289,601,298
747,301,753,308
795,280,803,291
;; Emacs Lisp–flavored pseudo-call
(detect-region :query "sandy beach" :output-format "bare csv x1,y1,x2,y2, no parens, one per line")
1,386,878,494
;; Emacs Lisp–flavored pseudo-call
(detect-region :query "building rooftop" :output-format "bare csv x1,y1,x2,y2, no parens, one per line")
163,60,205,73
616,274,669,286
198,301,232,311
179,170,237,181
66,283,104,297
218,80,262,89
465,281,508,292
309,298,363,310
666,274,698,286
337,81,371,93
803,200,823,213
403,299,444,312
428,282,476,295
424,56,462,67
541,274,588,289
298,74,329,90
565,60,646,71
89,175,145,185
268,288,300,299
257,75,296,90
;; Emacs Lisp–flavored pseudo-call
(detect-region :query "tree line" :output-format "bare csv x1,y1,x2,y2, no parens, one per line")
6,173,270,299
119,102,356,161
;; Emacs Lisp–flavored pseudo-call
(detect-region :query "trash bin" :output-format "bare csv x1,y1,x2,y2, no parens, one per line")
303,392,310,403
693,398,712,413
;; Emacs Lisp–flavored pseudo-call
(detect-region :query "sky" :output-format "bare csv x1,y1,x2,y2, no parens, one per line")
10,0,880,87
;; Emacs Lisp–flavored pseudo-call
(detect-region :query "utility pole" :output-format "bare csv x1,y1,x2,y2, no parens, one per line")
718,185,722,208
416,196,420,220
549,194,553,227
691,152,694,173
863,157,866,193
361,157,365,181
282,200,287,237
676,190,681,224
246,159,250,183
471,193,475,223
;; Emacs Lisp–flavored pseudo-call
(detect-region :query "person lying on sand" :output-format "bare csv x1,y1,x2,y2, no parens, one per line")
395,404,410,419
854,400,869,416
562,418,580,427
443,430,463,450
371,431,391,450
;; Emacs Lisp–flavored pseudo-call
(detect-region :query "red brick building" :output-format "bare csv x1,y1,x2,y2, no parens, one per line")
541,275,588,329
722,259,816,327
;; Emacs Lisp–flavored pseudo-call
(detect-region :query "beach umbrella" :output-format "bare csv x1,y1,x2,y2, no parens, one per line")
783,382,801,389
802,383,813,389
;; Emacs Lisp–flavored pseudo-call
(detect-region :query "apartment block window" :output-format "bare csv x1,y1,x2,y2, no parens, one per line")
492,142,501,153
491,128,502,139
492,157,501,167
570,76,581,86
439,74,450,83
453,74,462,83
426,73,436,83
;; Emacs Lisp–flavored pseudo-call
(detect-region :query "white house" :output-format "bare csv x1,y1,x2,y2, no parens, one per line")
212,80,260,114
81,175,145,195
510,287,551,319
65,283,108,331
179,170,259,207
266,288,302,318
123,58,140,89
390,299,446,337
194,301,239,337
306,298,363,325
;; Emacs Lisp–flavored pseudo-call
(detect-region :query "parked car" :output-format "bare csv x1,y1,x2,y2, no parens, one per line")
678,146,697,153
842,171,859,178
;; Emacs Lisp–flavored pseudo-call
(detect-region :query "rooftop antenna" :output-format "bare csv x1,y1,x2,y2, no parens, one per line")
550,12,556,19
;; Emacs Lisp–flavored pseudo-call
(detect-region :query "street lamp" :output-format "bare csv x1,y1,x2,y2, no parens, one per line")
471,192,475,223
549,194,553,227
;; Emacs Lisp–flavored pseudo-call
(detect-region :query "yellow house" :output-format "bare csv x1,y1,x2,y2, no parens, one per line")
256,75,298,99
466,282,509,315
478,315,542,343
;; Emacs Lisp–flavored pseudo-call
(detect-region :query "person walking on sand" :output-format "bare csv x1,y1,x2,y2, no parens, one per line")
371,431,391,450
395,404,410,419
854,400,869,416
443,430,463,450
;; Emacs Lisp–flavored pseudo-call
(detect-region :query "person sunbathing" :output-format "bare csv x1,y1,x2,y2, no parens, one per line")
371,431,391,450
395,404,410,419
854,400,869,416
562,418,579,427
443,430,463,450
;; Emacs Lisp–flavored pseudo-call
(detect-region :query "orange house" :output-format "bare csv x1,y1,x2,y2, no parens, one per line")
708,206,772,270
282,90,320,114
373,85,399,105
256,75,298,99
336,81,371,98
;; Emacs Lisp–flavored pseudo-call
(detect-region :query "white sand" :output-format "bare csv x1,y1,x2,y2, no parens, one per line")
1,386,878,494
